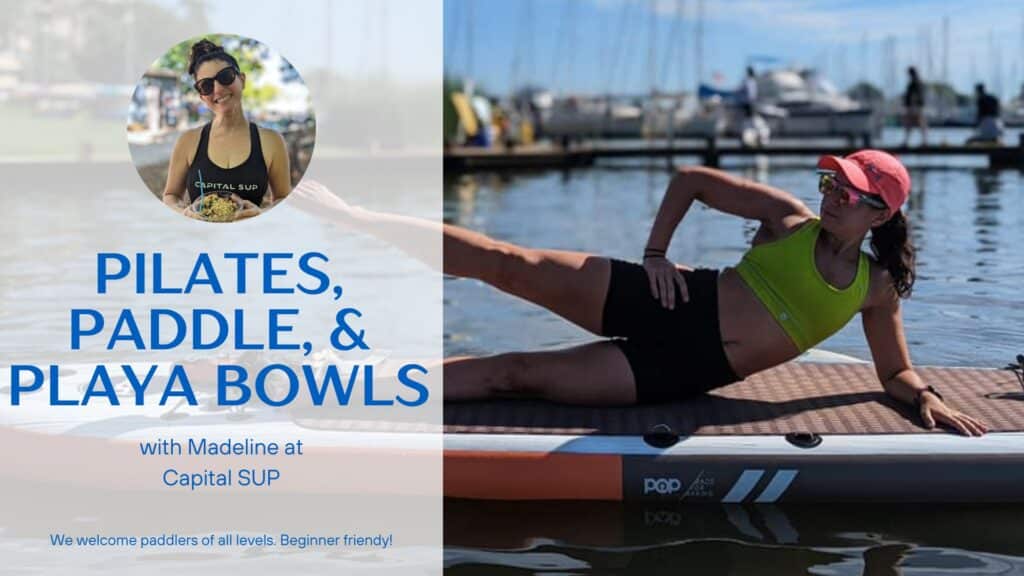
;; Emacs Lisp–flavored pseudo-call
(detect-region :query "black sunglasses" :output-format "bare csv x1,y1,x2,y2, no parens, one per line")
193,66,239,96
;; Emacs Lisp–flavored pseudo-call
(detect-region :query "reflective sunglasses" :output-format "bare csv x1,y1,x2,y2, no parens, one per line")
193,66,239,96
816,169,888,210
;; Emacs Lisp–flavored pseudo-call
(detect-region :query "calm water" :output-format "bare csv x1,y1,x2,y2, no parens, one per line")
443,129,1024,573
445,502,1024,575
444,134,1024,367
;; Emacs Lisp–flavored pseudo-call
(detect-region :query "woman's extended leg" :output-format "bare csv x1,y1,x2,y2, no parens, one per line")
444,341,636,405
291,179,613,335
444,224,611,334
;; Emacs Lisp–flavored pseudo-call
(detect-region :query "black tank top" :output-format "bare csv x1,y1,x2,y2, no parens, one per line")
186,122,269,205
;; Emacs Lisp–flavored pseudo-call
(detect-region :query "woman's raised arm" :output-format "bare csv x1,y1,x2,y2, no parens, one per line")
640,167,813,309
644,166,813,255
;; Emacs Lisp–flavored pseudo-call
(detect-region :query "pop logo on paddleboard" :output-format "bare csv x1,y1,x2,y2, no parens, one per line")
643,477,682,495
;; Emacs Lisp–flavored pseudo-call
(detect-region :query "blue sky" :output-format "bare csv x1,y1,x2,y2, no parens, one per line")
444,0,1024,98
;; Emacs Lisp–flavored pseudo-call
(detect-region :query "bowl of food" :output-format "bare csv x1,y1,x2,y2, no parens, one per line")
191,194,243,222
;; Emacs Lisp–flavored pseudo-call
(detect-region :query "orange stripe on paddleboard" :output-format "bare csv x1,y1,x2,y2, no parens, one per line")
445,450,622,500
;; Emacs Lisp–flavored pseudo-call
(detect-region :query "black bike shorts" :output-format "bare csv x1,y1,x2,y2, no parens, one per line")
601,258,742,403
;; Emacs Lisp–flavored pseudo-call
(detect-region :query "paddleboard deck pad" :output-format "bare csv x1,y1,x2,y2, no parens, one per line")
3,355,1023,502
444,360,1024,502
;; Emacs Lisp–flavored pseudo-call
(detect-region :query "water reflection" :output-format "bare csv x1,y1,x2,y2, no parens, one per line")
973,170,1001,268
445,500,1024,575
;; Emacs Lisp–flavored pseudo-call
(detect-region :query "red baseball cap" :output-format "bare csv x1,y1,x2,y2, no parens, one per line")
816,149,911,218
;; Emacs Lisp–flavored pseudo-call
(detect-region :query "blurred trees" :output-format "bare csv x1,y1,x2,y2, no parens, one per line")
927,81,970,107
0,0,307,110
0,0,208,85
155,34,281,109
846,82,884,105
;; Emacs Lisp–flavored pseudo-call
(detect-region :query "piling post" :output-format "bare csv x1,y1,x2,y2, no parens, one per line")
992,134,1024,169
704,136,720,168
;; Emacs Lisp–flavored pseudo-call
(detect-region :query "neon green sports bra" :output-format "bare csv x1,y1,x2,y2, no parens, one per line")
734,218,870,352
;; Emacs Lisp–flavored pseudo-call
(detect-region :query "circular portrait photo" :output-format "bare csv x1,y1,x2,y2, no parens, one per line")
127,34,315,222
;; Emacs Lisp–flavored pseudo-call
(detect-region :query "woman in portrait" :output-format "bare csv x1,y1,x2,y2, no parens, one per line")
162,39,291,221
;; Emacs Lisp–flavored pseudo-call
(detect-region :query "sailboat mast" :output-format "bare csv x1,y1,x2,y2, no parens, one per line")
649,0,657,94
695,0,704,90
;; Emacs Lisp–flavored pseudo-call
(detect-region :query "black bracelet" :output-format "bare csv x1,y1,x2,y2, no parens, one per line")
914,385,943,406
643,248,666,257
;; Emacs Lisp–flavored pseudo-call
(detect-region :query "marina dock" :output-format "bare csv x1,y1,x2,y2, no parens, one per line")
446,136,1024,172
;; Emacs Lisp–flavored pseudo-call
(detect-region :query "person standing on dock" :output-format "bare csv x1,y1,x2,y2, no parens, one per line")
741,66,758,119
739,66,769,147
966,83,1003,145
901,67,928,147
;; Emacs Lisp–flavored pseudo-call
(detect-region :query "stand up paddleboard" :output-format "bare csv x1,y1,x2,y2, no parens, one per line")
444,350,1024,502
3,351,1023,502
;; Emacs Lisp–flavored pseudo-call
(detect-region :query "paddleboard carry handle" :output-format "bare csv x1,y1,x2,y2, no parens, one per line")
785,432,822,449
643,423,681,448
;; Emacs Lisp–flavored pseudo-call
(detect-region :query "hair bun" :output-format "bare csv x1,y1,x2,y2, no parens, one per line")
188,39,225,75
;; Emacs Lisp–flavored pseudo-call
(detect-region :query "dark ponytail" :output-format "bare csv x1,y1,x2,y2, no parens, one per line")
870,211,916,298
187,39,240,77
